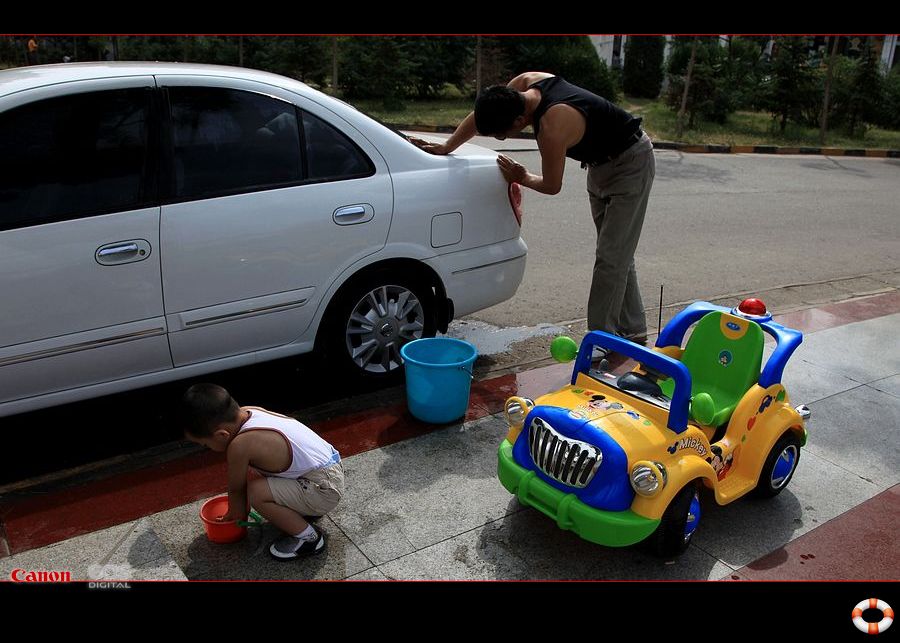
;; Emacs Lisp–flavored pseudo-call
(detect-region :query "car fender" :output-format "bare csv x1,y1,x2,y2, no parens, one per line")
725,383,806,479
631,456,716,520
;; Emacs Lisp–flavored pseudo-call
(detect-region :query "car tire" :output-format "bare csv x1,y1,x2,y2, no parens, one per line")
645,482,701,558
323,270,437,383
753,431,801,498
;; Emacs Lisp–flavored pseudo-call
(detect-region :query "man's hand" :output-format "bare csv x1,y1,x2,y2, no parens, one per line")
497,154,528,184
408,136,451,155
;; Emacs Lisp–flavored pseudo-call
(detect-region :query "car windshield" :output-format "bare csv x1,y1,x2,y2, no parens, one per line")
588,349,673,410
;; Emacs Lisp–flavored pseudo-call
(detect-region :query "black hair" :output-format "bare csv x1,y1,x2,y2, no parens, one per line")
180,383,240,438
474,85,525,136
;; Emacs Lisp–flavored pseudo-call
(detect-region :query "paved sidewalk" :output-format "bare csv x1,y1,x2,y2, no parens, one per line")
1,293,898,581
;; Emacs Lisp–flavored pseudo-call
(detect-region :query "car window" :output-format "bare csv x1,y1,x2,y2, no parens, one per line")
169,87,303,200
301,110,374,181
0,88,152,231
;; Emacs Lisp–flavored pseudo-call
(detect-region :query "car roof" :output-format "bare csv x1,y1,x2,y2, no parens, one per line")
0,62,315,99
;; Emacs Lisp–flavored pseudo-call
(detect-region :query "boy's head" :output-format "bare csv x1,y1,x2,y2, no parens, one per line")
474,85,527,140
180,383,242,452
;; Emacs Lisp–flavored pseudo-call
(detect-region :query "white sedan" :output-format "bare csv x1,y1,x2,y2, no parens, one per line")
0,62,526,417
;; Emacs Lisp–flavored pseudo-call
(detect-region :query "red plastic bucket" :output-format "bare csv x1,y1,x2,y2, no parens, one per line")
200,495,262,544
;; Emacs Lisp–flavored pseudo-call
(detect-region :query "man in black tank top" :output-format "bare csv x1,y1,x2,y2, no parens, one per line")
412,72,654,343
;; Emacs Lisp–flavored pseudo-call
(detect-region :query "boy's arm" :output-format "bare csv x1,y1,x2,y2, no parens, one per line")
222,435,252,522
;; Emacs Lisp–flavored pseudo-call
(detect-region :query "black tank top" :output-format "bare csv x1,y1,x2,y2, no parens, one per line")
529,76,642,164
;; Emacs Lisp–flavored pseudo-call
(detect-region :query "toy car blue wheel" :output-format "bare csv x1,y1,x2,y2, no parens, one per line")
754,431,802,498
645,482,700,558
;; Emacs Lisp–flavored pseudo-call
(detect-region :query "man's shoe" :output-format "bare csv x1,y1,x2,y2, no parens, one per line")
269,529,327,561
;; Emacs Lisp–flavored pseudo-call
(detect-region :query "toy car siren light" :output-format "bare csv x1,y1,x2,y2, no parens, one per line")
732,297,773,322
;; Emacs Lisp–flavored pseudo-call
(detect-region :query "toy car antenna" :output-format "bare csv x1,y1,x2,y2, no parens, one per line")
658,284,664,339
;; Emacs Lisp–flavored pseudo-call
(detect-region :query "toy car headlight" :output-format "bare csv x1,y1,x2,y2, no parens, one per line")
504,396,533,427
630,460,667,497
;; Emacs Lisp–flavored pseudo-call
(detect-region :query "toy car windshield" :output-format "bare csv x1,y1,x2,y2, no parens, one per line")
588,349,673,411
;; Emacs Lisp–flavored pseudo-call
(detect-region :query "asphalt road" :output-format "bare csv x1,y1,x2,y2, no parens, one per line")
441,135,900,328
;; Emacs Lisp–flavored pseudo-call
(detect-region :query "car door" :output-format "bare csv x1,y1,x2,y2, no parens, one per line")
156,76,393,366
0,78,171,408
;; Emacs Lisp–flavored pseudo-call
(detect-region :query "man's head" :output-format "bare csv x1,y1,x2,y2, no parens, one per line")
474,85,527,140
180,383,242,451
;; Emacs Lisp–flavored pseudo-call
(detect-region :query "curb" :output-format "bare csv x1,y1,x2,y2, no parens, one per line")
396,124,900,157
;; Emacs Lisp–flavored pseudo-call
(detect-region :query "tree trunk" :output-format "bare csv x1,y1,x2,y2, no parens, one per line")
675,38,698,139
331,38,339,96
239,36,244,67
819,36,840,145
476,35,482,96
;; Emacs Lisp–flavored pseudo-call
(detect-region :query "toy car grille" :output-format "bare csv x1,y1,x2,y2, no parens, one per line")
528,417,602,488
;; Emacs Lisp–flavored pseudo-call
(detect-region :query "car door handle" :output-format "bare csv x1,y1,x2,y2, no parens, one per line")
98,243,139,257
333,204,374,225
96,240,152,266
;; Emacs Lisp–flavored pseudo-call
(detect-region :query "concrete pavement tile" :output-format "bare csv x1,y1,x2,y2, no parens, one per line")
327,414,520,565
147,500,371,580
795,313,900,383
0,521,134,580
91,555,187,581
764,344,861,405
869,374,900,399
692,449,881,569
85,517,185,580
803,385,900,488
345,567,390,580
735,485,900,580
378,507,733,580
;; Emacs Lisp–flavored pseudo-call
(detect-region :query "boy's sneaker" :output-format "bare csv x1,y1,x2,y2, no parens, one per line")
269,529,327,561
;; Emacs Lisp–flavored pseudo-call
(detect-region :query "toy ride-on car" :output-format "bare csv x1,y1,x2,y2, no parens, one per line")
497,298,811,557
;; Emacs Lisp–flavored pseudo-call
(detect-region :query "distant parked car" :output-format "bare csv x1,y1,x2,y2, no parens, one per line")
0,62,526,416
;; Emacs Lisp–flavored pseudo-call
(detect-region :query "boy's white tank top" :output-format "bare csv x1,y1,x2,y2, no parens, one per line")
238,407,340,479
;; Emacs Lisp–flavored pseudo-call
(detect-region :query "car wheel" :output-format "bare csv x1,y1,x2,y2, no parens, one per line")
325,271,437,381
753,431,801,498
645,482,701,558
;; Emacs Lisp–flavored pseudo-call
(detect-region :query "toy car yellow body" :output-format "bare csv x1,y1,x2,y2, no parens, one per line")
497,299,810,557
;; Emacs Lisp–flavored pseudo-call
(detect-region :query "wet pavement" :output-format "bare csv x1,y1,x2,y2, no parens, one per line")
1,292,898,582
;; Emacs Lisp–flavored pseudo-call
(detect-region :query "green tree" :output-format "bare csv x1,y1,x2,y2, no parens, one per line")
878,65,900,130
498,36,618,102
665,37,733,127
845,37,883,137
758,37,818,134
622,36,665,98
402,36,474,98
338,37,415,108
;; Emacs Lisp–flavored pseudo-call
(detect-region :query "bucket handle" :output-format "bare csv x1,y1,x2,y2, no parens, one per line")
237,510,264,528
459,364,474,379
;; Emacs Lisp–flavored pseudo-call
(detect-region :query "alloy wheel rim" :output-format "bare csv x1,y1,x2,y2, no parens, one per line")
345,285,425,373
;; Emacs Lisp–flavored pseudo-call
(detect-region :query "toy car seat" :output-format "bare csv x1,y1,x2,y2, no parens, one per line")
660,312,764,427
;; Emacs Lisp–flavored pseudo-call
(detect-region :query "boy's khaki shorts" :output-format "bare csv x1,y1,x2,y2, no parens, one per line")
266,462,345,517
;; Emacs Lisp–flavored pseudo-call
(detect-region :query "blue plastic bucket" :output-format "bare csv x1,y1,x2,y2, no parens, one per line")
401,337,478,424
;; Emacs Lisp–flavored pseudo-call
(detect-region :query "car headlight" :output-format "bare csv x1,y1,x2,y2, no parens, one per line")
504,396,533,427
630,460,667,497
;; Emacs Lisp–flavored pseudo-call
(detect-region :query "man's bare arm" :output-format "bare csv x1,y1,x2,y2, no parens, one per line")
410,111,477,155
